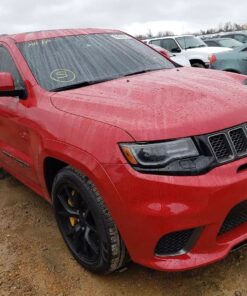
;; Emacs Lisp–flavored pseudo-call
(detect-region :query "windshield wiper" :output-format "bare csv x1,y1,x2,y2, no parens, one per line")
51,79,109,92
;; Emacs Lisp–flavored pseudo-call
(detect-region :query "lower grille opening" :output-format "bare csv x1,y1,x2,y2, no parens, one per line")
219,200,247,236
155,228,196,256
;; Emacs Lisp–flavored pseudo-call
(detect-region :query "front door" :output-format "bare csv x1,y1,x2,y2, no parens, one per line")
0,46,39,186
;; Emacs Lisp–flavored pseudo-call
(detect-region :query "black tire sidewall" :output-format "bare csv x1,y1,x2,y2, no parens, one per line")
52,168,113,274
192,62,205,68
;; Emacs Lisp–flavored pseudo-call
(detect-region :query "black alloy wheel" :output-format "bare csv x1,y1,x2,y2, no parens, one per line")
52,166,129,274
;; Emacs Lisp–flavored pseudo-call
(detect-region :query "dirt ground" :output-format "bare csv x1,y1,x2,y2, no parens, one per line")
1,176,247,296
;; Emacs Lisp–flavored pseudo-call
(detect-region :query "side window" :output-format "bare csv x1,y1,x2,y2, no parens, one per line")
160,39,180,52
0,47,23,89
234,34,247,43
206,41,217,47
150,40,161,46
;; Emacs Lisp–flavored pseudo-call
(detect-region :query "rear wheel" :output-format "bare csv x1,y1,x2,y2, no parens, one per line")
52,166,129,274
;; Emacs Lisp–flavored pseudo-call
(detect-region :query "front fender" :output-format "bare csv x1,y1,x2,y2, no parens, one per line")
38,139,127,233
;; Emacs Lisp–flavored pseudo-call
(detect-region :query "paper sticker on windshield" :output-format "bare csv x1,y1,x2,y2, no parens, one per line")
50,69,76,83
110,34,132,40
27,39,52,47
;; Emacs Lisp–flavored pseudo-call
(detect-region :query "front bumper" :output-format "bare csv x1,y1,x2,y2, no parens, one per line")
103,156,247,271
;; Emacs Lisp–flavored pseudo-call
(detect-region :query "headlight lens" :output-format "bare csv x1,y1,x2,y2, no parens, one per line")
120,138,199,168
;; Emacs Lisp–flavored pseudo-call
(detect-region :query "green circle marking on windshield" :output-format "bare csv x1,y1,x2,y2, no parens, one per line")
50,69,76,83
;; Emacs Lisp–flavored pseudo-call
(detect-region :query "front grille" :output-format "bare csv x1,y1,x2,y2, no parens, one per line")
229,128,247,155
209,133,233,163
208,126,247,163
155,229,194,256
219,201,247,236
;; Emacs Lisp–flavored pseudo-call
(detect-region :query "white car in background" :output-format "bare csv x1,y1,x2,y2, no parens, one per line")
149,44,191,67
144,35,232,68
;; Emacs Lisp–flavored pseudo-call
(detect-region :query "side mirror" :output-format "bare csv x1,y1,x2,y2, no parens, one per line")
171,48,181,53
0,72,15,91
0,72,26,99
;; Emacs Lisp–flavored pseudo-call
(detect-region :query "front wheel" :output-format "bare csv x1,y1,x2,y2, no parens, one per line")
52,166,129,274
191,62,206,68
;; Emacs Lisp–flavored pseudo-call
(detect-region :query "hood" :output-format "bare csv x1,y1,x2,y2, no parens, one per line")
188,47,232,54
51,67,247,141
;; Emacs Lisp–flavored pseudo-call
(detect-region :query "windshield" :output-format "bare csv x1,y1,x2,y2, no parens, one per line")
218,38,243,48
18,34,174,91
176,36,207,49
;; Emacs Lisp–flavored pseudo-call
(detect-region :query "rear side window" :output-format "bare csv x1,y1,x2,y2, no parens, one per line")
150,39,162,46
205,41,218,47
0,47,23,89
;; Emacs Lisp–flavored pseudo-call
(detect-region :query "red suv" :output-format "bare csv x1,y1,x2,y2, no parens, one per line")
1,29,247,274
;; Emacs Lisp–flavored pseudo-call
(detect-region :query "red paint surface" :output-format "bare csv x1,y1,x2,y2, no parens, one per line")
0,29,247,271
0,72,15,91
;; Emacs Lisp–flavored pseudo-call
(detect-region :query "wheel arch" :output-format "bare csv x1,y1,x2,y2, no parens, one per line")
224,69,241,74
40,141,130,255
40,140,126,226
189,59,206,67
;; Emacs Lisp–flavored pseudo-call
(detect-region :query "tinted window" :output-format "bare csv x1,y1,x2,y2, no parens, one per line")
160,39,179,52
205,41,218,47
218,38,243,48
150,39,162,46
234,34,247,43
18,34,174,91
0,47,23,89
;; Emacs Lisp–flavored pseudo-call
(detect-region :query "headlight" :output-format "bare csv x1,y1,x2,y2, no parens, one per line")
120,138,214,176
120,138,199,167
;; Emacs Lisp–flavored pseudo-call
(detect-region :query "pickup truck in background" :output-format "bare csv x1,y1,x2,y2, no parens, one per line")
144,35,232,68
149,44,191,67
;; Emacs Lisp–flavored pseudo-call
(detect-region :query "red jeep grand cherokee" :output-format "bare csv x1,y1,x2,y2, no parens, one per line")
1,29,247,274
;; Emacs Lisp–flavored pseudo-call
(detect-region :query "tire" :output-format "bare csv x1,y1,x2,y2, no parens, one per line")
191,62,205,68
0,168,7,180
225,69,240,74
52,166,129,274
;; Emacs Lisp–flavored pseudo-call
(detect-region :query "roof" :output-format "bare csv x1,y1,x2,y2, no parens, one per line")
204,37,232,41
221,31,247,36
0,28,121,43
143,35,194,42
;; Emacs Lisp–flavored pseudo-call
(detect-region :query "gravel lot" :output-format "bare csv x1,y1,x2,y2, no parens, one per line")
1,175,247,296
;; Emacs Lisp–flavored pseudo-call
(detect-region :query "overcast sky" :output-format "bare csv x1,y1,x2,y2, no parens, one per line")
0,0,246,36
